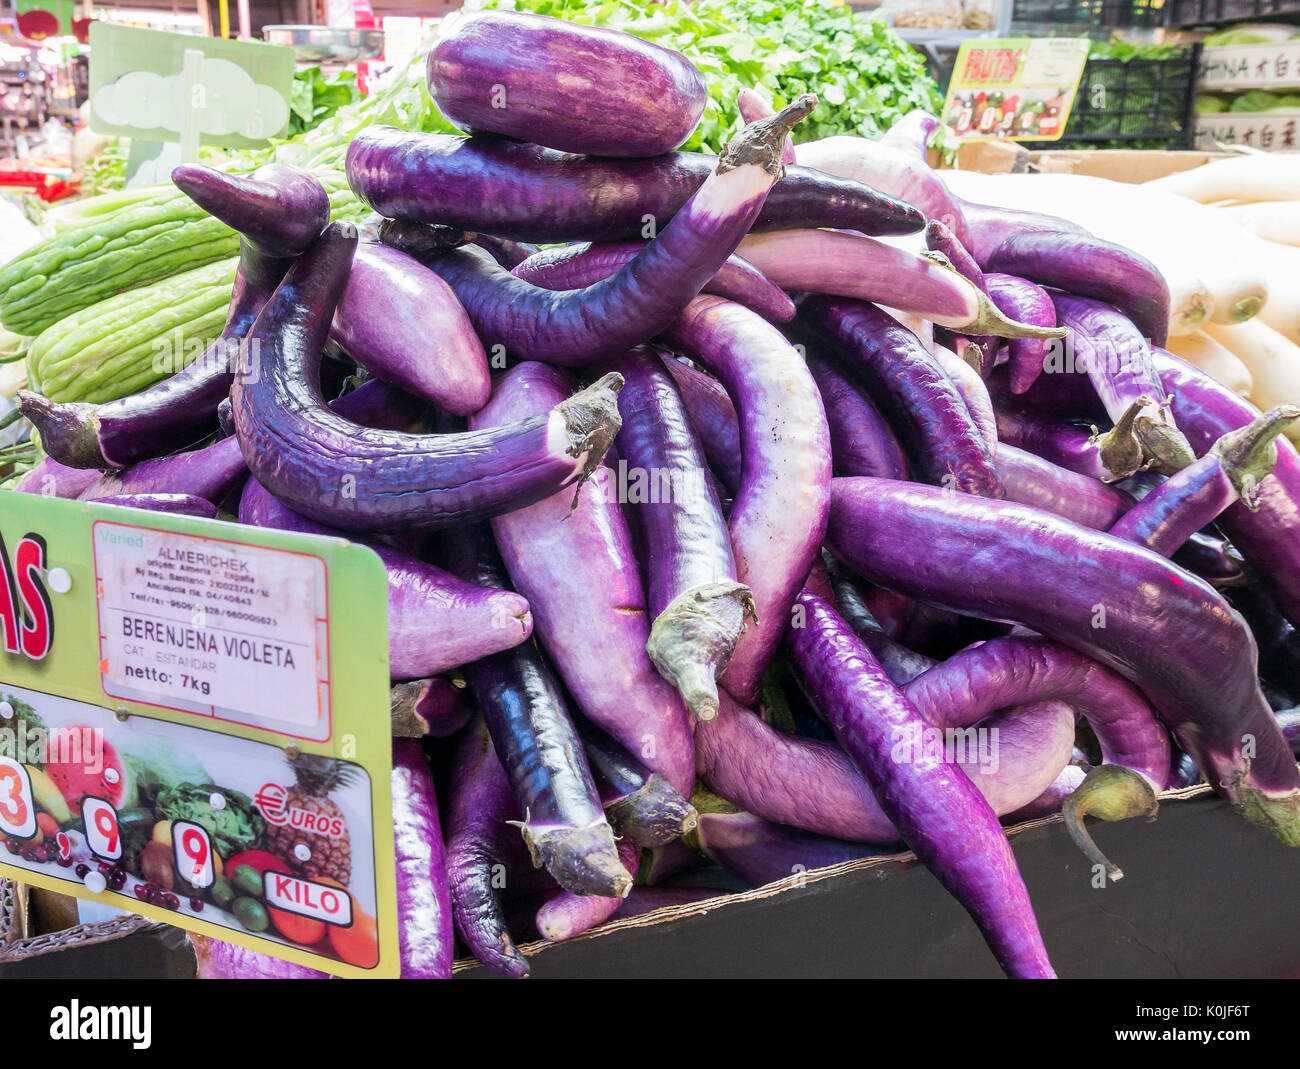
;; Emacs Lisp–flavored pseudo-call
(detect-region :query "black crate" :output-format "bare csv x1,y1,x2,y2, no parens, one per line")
1012,0,1167,26
1168,0,1300,26
1020,44,1201,150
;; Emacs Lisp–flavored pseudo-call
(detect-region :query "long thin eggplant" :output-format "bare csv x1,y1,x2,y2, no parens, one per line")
807,352,910,480
346,127,924,243
391,739,454,978
446,717,530,978
998,444,1135,530
660,358,742,492
511,241,796,323
826,476,1300,844
428,10,706,158
985,272,1057,395
471,361,695,798
379,97,816,365
578,717,698,847
533,837,641,942
611,349,752,722
801,296,1003,497
786,590,1054,978
88,492,218,518
79,435,247,504
694,810,885,888
993,399,1117,484
329,242,490,415
1155,350,1300,630
986,230,1170,346
445,524,628,899
11,457,101,498
926,219,998,374
229,222,624,532
192,935,328,979
171,162,330,259
663,295,832,708
239,477,532,679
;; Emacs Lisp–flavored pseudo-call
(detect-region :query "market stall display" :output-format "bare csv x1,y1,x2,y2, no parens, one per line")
1,2,1300,983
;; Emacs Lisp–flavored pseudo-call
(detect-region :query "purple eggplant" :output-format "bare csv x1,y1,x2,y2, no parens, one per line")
800,296,1003,498
1155,351,1300,630
959,200,1087,264
826,476,1300,845
444,522,628,899
664,295,832,708
390,677,470,738
329,242,490,415
191,935,328,979
230,222,623,533
611,349,752,722
807,352,910,481
993,397,1119,483
446,717,530,979
926,218,997,375
20,247,288,470
1109,406,1299,556
471,361,695,798
612,885,731,920
1051,293,1194,477
88,493,218,519
828,567,934,684
534,837,641,942
511,241,795,323
881,110,939,157
11,456,101,498
997,444,1135,530
473,234,539,269
579,716,698,847
1003,765,1088,823
391,739,454,978
239,476,532,680
985,230,1170,347
346,128,924,245
736,87,796,164
985,273,1057,395
660,358,742,493
429,11,706,158
378,97,816,365
79,435,246,504
694,810,887,888
786,590,1055,978
171,162,329,259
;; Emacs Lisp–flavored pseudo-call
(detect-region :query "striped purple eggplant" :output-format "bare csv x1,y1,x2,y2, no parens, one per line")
392,739,454,978
985,273,1057,395
660,358,742,493
997,444,1135,530
807,352,910,481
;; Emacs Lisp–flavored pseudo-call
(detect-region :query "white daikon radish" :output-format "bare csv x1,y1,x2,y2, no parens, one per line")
1163,330,1253,397
1146,153,1300,205
1205,319,1300,445
1223,201,1300,246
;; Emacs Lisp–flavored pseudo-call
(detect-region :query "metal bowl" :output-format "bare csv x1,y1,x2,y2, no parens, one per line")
262,25,386,63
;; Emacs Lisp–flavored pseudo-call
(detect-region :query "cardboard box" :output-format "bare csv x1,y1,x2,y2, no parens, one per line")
453,786,1300,978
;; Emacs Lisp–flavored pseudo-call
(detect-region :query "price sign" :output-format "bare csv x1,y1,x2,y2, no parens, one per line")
173,821,214,889
0,492,397,979
0,757,35,840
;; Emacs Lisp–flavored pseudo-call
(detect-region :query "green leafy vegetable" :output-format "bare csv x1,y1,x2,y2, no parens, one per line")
155,782,266,858
0,693,43,761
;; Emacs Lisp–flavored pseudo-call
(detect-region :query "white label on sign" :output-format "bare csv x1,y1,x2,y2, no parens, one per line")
82,797,122,860
93,522,331,738
0,757,36,840
173,820,214,889
264,871,353,926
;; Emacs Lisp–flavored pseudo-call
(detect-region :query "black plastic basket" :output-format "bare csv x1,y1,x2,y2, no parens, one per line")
1020,44,1201,150
1168,0,1300,26
1011,0,1167,26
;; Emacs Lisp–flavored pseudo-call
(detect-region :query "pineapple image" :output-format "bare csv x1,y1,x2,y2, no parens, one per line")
267,754,355,885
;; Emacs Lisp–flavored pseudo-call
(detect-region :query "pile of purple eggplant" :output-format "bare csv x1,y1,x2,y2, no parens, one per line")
18,11,1300,980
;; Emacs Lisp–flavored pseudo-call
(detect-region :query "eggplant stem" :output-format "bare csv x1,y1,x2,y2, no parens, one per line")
1089,397,1149,482
1061,763,1160,882
16,390,107,469
717,93,817,177
1132,395,1196,476
924,253,1068,341
1212,404,1300,509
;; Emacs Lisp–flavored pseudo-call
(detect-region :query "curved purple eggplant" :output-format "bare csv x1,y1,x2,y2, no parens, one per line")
330,242,490,415
807,352,910,480
786,590,1054,978
664,295,832,708
429,10,706,158
171,162,329,259
997,444,1135,530
993,399,1115,483
801,296,1003,497
986,230,1170,346
959,200,1087,264
230,223,623,532
446,717,530,979
191,935,328,979
985,273,1057,395
1155,351,1300,630
534,837,640,942
378,97,815,365
511,241,795,323
79,435,246,504
660,358,742,493
392,739,454,978
926,218,997,375
346,127,924,244
471,361,695,798
88,493,218,518
611,349,751,722
694,810,887,888
239,476,532,679
11,457,101,498
826,476,1300,844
